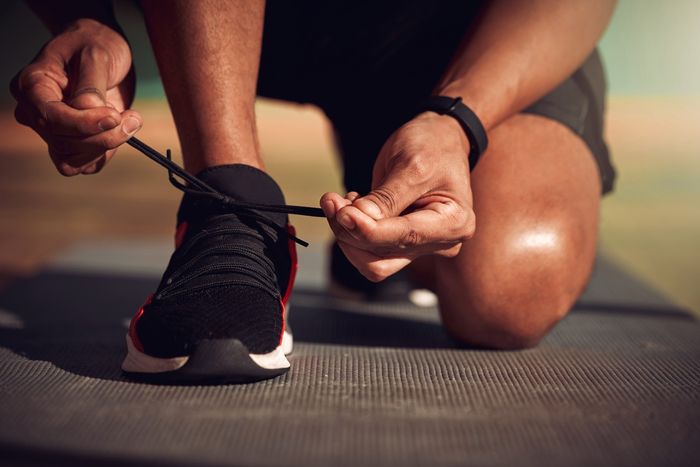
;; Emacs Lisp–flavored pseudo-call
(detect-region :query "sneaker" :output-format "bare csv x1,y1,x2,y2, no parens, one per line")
122,164,297,384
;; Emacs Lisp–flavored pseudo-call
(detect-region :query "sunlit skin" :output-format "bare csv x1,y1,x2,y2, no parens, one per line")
12,0,615,349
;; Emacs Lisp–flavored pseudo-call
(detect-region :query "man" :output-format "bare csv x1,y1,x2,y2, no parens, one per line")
11,0,617,383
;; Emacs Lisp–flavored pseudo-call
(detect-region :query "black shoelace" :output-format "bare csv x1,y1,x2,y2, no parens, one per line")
127,137,325,300
127,137,325,247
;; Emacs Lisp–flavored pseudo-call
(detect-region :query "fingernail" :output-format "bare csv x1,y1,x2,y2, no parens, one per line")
339,214,355,230
122,117,141,135
98,117,118,131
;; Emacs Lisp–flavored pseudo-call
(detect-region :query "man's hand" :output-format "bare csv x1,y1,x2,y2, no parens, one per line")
321,112,476,282
10,18,142,176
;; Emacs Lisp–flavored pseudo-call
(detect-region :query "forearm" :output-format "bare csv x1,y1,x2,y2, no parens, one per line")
141,0,266,173
26,0,119,35
436,0,616,131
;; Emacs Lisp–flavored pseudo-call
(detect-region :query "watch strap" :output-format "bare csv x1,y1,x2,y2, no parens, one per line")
420,96,488,171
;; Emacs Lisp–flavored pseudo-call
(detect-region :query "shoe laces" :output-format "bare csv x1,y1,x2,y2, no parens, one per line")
127,137,325,300
127,137,325,248
155,215,281,300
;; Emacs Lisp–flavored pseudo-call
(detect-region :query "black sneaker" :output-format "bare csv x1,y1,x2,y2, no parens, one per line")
122,164,298,384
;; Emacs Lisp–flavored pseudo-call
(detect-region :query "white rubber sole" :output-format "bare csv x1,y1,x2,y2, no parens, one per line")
121,329,293,374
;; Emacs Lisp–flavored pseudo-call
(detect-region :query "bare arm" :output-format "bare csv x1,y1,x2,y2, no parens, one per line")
437,0,617,130
323,0,617,282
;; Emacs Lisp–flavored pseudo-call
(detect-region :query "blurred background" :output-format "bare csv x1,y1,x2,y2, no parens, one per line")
0,0,698,313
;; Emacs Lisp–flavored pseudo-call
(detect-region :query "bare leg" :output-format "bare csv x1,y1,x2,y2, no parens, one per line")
140,0,265,174
413,113,601,349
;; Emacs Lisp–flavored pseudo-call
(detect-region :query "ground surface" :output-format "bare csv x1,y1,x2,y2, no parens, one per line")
0,241,698,467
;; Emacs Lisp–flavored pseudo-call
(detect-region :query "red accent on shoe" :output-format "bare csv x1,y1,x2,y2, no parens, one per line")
278,224,299,346
174,221,188,249
128,294,153,353
278,298,287,347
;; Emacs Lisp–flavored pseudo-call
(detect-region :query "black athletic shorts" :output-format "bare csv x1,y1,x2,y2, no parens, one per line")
257,0,616,195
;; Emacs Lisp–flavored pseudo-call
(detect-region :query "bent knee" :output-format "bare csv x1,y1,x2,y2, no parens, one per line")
444,299,569,350
440,238,584,350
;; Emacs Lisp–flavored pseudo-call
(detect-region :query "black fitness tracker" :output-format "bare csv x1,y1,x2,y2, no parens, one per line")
420,96,488,171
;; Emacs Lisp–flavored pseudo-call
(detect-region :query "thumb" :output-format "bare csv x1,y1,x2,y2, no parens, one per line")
351,171,423,220
68,47,113,111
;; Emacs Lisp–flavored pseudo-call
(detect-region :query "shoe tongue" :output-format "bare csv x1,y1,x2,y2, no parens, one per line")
177,164,288,226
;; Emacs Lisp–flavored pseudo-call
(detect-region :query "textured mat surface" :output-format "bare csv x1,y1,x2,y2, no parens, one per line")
0,245,698,467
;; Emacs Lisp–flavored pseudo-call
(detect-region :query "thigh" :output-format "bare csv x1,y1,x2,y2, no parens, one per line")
419,113,602,348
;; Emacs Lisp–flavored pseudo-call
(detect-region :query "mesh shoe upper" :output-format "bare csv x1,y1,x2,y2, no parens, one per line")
133,164,294,358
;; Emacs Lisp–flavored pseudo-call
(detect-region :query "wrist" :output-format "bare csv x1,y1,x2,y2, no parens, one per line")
417,96,488,170
437,76,515,132
413,111,469,151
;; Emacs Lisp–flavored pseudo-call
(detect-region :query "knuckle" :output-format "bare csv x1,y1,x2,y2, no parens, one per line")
462,211,476,239
409,158,431,181
16,67,35,88
19,66,47,90
399,228,420,249
450,208,476,241
369,188,398,216
81,160,104,175
54,160,80,177
84,45,111,65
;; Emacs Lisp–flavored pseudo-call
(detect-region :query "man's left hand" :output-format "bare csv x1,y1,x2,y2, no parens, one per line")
320,112,477,282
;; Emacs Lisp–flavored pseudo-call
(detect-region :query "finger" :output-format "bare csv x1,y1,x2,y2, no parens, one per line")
80,161,100,175
13,63,64,104
69,46,112,110
45,108,141,177
50,146,114,177
351,169,426,220
326,214,366,247
336,240,412,282
49,146,89,177
320,192,352,219
336,201,473,256
79,154,109,175
17,74,122,137
42,102,123,136
47,109,142,158
329,205,458,276
345,191,359,202
16,56,123,137
369,203,473,253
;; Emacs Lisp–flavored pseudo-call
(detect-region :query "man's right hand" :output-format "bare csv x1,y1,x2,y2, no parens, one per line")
10,18,142,175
